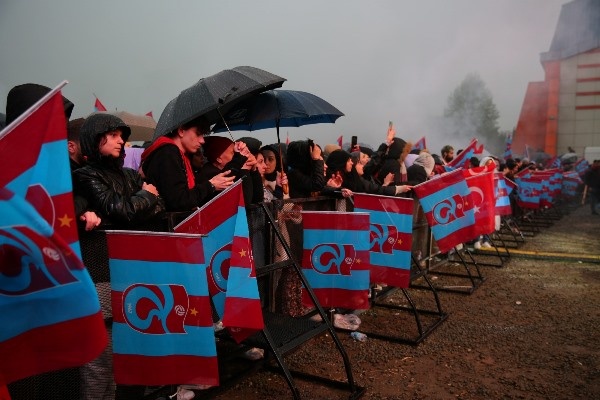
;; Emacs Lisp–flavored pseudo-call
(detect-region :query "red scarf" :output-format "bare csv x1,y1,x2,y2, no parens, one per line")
141,137,195,189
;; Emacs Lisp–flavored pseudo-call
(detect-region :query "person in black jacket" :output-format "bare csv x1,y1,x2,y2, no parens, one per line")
141,116,234,211
73,113,164,228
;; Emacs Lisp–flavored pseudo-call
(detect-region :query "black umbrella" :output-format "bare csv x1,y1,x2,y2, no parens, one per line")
213,89,344,195
212,89,344,145
153,66,286,139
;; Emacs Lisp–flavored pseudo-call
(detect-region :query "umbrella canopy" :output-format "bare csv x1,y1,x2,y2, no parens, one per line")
560,152,578,163
213,89,344,138
108,111,156,142
153,66,286,139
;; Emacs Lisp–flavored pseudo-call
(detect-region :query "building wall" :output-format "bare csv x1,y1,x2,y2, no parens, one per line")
557,48,600,155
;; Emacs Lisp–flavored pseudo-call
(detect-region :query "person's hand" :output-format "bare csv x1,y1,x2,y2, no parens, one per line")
235,141,251,157
327,172,343,188
341,188,353,198
276,171,288,187
142,182,159,196
386,124,396,145
383,172,394,186
80,211,101,231
210,170,235,190
310,143,322,160
242,153,256,170
394,185,413,195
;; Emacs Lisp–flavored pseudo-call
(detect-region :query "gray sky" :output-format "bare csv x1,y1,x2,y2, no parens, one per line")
0,0,566,152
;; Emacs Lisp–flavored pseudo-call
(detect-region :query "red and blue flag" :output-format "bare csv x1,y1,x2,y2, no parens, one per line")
494,173,514,216
412,136,427,151
106,230,218,386
301,211,371,310
516,175,542,209
446,139,484,170
413,169,477,253
175,180,263,343
93,96,107,112
353,193,414,288
0,86,106,384
503,134,513,161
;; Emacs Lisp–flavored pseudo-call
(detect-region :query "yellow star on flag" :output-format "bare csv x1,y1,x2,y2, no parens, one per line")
58,213,73,227
239,248,247,257
355,258,361,264
190,308,198,316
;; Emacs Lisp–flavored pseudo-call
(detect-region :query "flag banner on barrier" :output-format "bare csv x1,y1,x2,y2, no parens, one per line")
494,173,513,216
353,193,414,288
413,169,477,253
516,175,542,209
0,87,106,384
301,211,371,310
174,179,262,342
562,171,581,197
221,185,264,343
464,171,496,236
106,230,218,386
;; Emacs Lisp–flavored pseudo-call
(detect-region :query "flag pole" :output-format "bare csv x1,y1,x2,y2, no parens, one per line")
0,80,69,140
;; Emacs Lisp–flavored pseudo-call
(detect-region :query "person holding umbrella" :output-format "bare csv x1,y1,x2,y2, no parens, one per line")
141,115,234,211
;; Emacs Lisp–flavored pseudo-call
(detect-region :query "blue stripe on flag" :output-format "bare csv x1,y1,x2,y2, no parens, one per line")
225,267,260,299
110,259,208,296
112,323,217,357
0,269,101,341
371,250,411,269
303,270,370,290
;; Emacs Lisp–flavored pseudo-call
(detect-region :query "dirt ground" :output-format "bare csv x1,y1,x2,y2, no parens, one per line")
211,203,600,400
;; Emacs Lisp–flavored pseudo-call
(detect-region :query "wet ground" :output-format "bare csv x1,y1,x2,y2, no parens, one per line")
209,203,600,400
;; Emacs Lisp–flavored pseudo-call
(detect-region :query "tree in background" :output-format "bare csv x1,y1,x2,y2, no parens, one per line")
444,73,503,155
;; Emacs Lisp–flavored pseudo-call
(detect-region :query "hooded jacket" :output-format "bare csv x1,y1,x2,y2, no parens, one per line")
73,113,164,227
286,140,325,198
377,137,410,185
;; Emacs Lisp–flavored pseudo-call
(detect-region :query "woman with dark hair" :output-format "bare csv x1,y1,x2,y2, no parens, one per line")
377,137,412,185
286,139,327,198
141,116,234,211
260,144,288,200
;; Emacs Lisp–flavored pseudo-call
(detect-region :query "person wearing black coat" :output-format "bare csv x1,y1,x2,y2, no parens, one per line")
286,139,326,198
141,116,234,212
73,113,165,228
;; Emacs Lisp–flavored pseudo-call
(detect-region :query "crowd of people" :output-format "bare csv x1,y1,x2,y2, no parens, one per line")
4,82,598,400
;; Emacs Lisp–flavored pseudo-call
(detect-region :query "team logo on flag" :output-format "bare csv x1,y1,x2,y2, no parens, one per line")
122,283,188,335
0,226,78,295
310,243,356,275
433,193,467,223
207,243,232,293
369,223,398,254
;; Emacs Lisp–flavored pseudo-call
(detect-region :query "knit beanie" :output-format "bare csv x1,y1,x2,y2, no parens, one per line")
203,135,234,163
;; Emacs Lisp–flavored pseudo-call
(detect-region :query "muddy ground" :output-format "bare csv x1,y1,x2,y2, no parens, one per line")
210,204,600,400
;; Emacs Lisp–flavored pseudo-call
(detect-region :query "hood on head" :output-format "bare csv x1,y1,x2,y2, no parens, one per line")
386,137,407,159
238,137,262,156
286,140,313,172
325,149,351,175
413,153,435,176
80,113,131,163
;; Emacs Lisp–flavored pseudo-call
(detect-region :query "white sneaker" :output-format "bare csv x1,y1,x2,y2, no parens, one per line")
243,347,264,360
455,243,463,251
474,241,482,250
481,242,492,249
171,387,195,400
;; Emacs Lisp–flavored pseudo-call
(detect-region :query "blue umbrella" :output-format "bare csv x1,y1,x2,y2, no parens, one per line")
212,89,344,144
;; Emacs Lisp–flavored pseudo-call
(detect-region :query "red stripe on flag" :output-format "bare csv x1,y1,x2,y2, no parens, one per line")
394,231,413,252
0,312,107,385
303,288,369,310
113,354,219,386
302,212,370,231
106,233,204,264
370,265,410,288
52,191,79,244
354,193,414,215
0,93,66,187
223,297,264,331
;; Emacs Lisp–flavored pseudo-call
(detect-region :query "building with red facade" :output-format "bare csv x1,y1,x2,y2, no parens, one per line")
514,0,600,158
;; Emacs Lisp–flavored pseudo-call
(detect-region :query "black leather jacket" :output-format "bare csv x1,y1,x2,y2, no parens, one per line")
73,163,164,227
